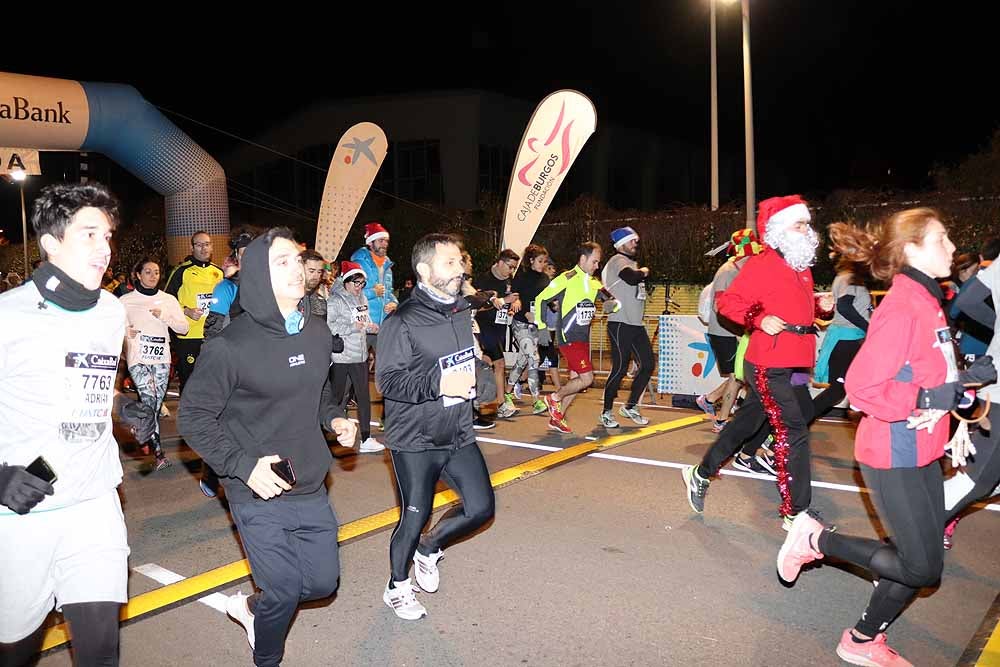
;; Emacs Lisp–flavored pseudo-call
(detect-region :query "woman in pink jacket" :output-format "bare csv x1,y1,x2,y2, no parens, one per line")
120,258,189,470
775,208,996,667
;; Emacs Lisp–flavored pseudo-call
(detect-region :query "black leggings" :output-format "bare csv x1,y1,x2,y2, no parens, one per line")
698,363,813,513
331,362,371,441
0,601,120,667
388,444,495,583
818,463,944,638
603,322,655,411
946,414,1000,524
738,382,815,458
812,338,864,419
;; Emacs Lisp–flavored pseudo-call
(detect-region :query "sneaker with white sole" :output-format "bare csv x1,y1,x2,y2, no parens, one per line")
548,416,571,434
497,400,518,419
776,511,824,582
413,548,444,593
755,450,777,476
681,465,710,513
359,437,385,453
696,394,717,417
532,399,548,415
383,578,427,620
835,629,913,666
599,411,620,428
472,416,496,430
618,405,649,425
226,592,256,650
513,383,524,401
730,454,771,476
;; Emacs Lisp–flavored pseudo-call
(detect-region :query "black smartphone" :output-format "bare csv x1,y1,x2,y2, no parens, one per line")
26,456,57,484
270,458,296,487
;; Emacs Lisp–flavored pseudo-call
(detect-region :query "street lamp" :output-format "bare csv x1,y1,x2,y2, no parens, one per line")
9,166,29,275
709,0,755,226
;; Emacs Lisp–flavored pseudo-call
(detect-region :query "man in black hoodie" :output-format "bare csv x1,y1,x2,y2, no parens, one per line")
376,233,495,621
178,227,356,667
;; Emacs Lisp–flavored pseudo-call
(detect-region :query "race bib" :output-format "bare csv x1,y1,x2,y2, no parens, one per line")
138,334,168,364
438,346,476,407
577,300,596,325
636,282,648,301
62,351,118,443
934,327,960,382
354,304,371,326
494,304,512,325
195,293,214,318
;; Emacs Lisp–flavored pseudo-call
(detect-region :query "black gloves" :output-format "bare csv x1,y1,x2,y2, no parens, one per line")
0,464,54,515
960,356,997,387
916,356,996,410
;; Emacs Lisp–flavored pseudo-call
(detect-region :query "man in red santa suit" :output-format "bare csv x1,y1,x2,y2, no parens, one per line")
682,195,834,527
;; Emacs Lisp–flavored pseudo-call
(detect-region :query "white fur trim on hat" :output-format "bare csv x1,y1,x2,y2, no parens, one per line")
613,232,639,248
365,231,389,244
342,268,366,281
767,203,811,230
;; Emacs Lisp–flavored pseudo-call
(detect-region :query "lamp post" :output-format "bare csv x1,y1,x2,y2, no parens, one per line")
740,0,756,228
9,167,28,274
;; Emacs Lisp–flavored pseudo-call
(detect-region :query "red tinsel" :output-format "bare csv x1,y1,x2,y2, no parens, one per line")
754,365,794,517
744,301,764,333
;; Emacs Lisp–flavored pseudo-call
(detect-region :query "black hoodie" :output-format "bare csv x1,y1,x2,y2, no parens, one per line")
178,234,345,504
375,284,476,452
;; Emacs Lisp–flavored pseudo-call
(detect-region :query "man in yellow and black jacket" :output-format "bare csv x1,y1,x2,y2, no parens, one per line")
165,231,224,393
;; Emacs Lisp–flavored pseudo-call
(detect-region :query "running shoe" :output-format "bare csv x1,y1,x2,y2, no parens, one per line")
599,411,620,428
547,416,571,434
384,578,427,620
681,465,710,513
413,548,444,593
776,511,824,582
696,394,717,417
618,405,649,425
226,592,256,650
835,629,913,666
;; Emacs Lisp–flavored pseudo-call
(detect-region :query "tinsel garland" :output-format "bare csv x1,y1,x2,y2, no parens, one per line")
744,301,794,517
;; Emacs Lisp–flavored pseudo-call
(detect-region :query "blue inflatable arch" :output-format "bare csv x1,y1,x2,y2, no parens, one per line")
0,72,229,264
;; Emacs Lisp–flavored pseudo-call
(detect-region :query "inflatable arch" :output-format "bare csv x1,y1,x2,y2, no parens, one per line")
0,71,229,265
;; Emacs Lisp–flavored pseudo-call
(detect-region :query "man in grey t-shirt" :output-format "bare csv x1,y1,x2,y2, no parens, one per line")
697,229,763,433
600,226,654,427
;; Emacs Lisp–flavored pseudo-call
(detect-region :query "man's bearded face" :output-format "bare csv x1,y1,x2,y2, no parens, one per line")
765,220,819,272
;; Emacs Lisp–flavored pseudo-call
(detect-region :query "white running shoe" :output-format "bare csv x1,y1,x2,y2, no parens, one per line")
383,578,427,620
359,437,385,453
226,592,255,650
413,548,444,593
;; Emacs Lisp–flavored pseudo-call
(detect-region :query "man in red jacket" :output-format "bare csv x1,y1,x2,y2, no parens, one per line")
682,195,833,525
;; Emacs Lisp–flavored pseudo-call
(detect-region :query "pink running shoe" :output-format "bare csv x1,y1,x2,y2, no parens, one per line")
835,629,912,666
776,511,824,582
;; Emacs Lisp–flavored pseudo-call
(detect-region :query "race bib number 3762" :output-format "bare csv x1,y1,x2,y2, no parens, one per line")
438,347,476,407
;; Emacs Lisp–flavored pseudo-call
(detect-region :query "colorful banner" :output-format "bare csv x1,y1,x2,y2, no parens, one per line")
501,90,596,254
314,122,387,263
656,315,828,396
0,147,41,176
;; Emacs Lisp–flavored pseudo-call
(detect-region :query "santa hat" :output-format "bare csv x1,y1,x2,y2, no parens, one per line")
364,222,389,244
756,195,810,241
610,226,639,249
727,228,763,259
340,261,366,282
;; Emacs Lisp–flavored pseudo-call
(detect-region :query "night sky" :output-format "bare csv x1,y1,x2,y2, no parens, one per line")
3,2,999,217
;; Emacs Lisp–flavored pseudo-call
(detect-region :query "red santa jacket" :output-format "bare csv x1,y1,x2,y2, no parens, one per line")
845,272,951,469
715,248,818,368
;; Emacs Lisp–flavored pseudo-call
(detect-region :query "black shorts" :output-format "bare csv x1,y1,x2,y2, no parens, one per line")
478,325,507,363
707,333,738,376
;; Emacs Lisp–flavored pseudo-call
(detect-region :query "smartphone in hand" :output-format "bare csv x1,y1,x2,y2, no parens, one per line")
26,456,57,484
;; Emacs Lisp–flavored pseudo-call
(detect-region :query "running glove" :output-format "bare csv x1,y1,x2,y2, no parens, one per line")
0,464,54,515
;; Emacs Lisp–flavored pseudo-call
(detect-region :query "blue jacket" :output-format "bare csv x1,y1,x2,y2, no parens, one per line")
350,246,397,326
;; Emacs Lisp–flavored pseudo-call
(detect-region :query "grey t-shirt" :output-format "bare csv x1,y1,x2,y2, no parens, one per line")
602,252,647,326
707,259,743,337
829,273,872,330
975,260,1000,403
